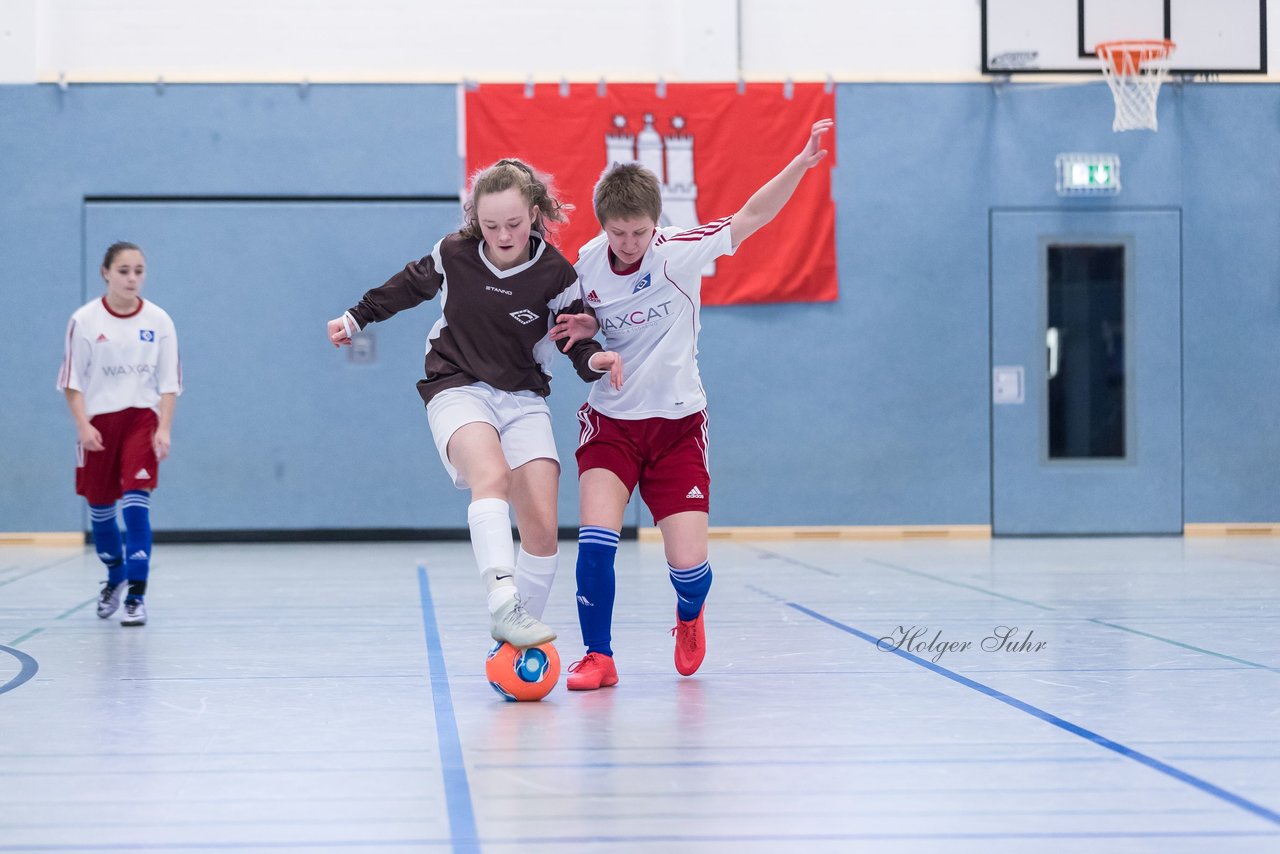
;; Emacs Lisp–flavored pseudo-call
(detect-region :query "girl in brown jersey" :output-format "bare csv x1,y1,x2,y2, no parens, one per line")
327,159,621,649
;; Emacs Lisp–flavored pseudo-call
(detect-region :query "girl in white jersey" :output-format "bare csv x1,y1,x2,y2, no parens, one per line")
551,119,834,689
327,159,619,652
57,242,183,627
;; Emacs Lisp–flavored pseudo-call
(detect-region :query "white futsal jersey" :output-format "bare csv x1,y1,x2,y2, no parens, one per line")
576,218,737,419
57,297,183,418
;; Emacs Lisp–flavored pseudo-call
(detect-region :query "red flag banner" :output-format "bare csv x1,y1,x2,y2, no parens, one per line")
464,82,837,305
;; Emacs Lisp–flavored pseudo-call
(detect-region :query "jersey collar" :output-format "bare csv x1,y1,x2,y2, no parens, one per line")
607,248,643,277
101,296,145,318
478,233,547,279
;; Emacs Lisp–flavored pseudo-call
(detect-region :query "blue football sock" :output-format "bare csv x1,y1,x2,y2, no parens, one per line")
670,560,712,622
121,490,152,598
89,503,124,585
575,526,619,656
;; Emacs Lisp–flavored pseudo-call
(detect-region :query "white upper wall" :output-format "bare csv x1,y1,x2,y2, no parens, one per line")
2,0,1275,84
0,0,40,82
741,0,979,79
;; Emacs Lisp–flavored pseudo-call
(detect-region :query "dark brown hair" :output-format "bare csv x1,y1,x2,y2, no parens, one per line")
101,241,142,269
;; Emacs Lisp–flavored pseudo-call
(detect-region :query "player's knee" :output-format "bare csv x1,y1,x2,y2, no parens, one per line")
665,546,708,570
467,466,512,499
520,526,558,556
517,505,558,551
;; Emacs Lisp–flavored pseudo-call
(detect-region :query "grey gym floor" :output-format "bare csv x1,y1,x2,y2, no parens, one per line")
1,535,1278,853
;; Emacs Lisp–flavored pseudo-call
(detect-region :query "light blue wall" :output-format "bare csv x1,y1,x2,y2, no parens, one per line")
1,84,463,533
2,81,1277,533
1181,85,1280,523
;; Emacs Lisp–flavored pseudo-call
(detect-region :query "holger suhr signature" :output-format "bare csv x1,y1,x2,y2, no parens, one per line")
877,625,1048,663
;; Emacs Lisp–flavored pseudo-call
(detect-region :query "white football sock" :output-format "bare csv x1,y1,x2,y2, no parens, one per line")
468,498,516,613
481,567,518,614
515,548,558,620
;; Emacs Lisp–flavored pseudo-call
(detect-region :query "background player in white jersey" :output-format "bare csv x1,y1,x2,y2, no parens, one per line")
551,119,834,689
57,242,183,627
327,159,619,650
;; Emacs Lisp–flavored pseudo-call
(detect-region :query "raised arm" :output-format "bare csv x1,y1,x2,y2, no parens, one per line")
729,118,833,249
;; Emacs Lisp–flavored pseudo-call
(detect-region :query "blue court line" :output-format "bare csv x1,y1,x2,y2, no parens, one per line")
416,565,480,854
789,602,1280,828
0,643,40,696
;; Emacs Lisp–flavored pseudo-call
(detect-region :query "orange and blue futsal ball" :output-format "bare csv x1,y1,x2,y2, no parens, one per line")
485,641,560,701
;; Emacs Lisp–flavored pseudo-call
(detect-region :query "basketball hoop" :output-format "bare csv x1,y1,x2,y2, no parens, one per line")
1096,40,1176,132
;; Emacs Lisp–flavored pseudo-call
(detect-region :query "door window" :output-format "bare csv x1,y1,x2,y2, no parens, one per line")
1046,244,1126,460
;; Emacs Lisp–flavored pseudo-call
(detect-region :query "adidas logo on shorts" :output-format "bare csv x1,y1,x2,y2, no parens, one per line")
686,486,705,500
134,468,150,479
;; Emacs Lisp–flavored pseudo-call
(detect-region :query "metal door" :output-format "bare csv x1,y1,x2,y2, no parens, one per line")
991,209,1182,534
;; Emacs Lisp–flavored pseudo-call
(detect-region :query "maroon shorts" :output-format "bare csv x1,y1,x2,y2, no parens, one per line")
76,407,159,505
575,404,709,523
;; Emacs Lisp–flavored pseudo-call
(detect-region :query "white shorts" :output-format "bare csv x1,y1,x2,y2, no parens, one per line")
426,382,559,489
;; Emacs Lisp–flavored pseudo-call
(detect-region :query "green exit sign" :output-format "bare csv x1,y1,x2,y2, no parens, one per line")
1056,153,1121,196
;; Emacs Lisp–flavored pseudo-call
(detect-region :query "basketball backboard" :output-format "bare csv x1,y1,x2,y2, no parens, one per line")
982,0,1267,75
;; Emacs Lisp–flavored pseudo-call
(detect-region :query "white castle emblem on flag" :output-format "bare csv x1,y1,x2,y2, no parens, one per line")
606,113,715,276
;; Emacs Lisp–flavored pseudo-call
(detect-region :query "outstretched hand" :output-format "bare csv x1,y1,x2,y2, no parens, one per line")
549,312,600,352
797,118,834,169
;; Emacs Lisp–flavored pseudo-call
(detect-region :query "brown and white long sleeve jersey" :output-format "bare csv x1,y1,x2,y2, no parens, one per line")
345,232,603,406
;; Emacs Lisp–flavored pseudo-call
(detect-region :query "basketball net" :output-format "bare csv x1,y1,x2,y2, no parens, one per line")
1096,40,1176,132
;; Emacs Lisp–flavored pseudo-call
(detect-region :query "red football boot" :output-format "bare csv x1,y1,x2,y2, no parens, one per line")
671,606,706,676
566,652,619,690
